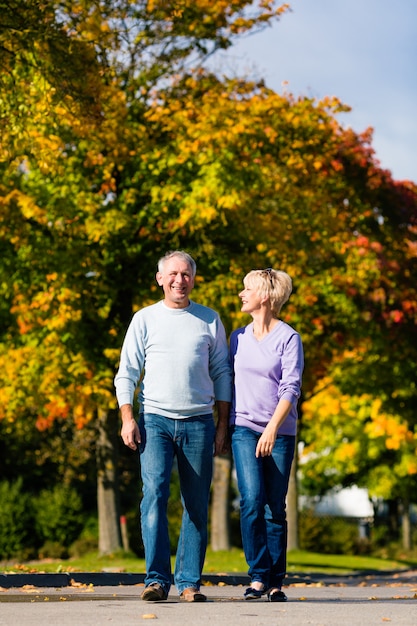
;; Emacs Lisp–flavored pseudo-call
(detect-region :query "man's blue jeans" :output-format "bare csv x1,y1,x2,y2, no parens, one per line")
138,412,215,595
231,426,295,589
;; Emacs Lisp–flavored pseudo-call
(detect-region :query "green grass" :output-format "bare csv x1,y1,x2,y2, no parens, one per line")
286,550,413,574
2,548,415,575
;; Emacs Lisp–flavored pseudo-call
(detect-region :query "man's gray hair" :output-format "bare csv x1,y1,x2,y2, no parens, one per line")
158,251,197,277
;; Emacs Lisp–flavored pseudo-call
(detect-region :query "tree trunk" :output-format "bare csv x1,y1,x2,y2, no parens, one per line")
400,498,411,551
287,441,299,551
210,455,231,551
96,407,123,555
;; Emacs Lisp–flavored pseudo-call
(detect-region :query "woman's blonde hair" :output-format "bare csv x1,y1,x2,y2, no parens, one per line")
244,268,292,316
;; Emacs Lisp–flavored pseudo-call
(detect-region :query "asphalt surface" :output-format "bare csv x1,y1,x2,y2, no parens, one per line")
0,570,416,626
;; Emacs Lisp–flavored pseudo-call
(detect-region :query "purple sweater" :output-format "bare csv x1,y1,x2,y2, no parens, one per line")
229,321,304,436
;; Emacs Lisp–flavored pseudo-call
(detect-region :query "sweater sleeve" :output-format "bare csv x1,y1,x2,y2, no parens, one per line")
209,315,232,403
278,331,304,404
114,313,145,407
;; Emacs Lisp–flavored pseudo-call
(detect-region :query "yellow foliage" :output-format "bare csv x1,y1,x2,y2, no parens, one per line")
11,286,82,334
302,374,416,487
334,441,358,466
365,411,412,451
405,458,417,474
16,193,48,225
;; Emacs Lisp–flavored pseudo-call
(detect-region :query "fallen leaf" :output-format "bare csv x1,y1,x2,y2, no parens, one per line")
142,614,157,619
69,580,88,588
21,586,38,593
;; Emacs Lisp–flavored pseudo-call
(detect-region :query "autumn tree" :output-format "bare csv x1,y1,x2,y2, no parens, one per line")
131,74,417,547
0,0,292,554
1,0,416,559
299,180,417,547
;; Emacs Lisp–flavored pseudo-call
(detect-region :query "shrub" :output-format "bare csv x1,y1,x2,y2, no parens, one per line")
0,478,37,560
38,540,69,559
123,509,142,557
35,484,84,552
167,469,182,553
69,515,99,558
298,508,325,552
299,509,362,555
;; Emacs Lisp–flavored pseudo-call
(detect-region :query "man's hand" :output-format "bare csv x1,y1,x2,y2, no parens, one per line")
214,400,230,456
120,404,140,450
214,421,230,456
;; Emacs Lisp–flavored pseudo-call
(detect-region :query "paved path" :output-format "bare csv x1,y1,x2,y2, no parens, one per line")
0,571,416,626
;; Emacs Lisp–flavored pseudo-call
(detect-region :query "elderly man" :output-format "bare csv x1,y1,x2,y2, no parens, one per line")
114,250,231,602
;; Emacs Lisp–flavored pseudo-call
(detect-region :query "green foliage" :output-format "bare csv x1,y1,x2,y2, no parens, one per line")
167,468,183,553
38,540,69,560
69,516,99,558
0,479,37,560
0,415,98,499
123,509,141,557
299,510,369,556
300,381,417,506
35,485,84,553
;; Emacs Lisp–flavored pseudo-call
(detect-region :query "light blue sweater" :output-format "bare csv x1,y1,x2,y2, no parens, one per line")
114,300,232,418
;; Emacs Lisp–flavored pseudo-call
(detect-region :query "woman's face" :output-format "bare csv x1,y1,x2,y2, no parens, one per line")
239,280,263,314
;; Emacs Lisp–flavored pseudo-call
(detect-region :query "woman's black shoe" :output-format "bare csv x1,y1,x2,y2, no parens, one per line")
244,585,266,600
267,589,287,602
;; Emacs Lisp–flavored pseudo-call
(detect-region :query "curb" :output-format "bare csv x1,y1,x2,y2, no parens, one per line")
0,572,249,589
1,569,416,589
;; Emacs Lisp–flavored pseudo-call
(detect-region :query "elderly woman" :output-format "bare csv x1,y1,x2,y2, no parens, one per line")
229,268,304,602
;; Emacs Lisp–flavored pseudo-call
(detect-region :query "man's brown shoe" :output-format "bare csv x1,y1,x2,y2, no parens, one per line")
180,587,207,602
141,583,168,601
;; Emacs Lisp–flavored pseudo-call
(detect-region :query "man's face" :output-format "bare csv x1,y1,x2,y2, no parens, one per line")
156,256,194,309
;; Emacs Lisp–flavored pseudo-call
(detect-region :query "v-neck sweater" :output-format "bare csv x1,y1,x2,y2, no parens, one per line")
229,320,304,435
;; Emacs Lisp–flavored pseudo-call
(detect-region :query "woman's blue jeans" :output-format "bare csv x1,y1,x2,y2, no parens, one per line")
138,412,215,594
231,426,295,589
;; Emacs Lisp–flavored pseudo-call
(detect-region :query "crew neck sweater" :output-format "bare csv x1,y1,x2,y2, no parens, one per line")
114,300,232,418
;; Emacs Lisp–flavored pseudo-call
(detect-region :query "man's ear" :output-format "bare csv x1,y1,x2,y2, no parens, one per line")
156,272,163,286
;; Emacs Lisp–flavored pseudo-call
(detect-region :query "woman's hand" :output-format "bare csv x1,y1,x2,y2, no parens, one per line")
256,398,292,457
255,423,278,457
